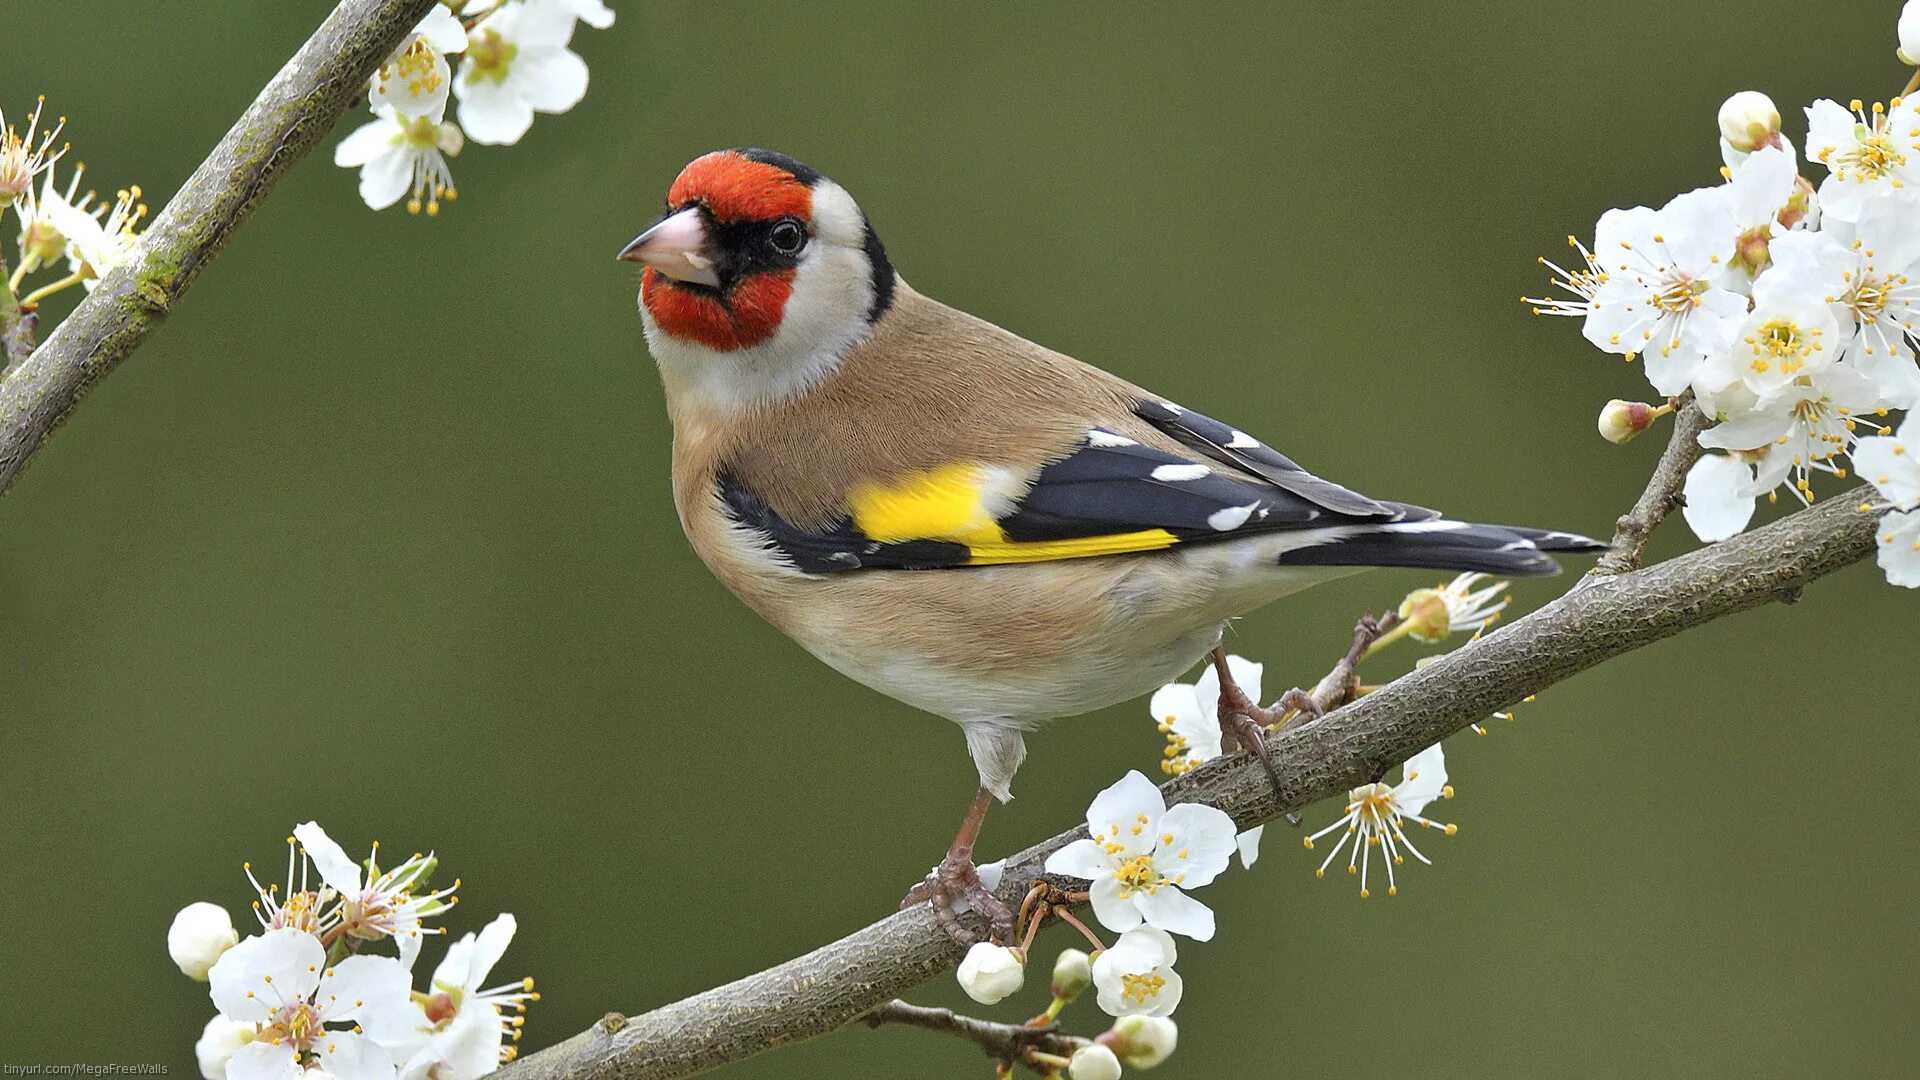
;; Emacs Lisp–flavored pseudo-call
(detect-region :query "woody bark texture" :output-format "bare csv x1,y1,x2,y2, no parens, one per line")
494,490,1877,1080
0,0,438,496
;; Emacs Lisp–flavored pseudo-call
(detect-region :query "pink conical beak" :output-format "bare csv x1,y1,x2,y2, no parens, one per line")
618,207,721,287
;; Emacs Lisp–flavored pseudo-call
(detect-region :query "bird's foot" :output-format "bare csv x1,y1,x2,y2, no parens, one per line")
901,853,1014,946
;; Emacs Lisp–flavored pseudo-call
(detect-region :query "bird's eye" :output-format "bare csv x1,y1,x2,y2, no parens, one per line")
769,218,807,255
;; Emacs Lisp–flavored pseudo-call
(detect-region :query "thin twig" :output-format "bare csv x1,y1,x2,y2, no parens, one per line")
1591,394,1711,575
863,1000,1082,1073
0,0,438,496
492,491,1877,1080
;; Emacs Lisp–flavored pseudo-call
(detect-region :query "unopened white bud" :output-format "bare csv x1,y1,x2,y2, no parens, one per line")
1052,948,1093,1000
1717,91,1781,153
1902,0,1920,64
1069,1044,1124,1080
1598,399,1657,444
168,902,238,981
194,1015,257,1080
956,942,1025,1005
1107,1015,1179,1069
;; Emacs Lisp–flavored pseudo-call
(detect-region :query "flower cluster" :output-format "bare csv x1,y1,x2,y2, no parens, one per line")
334,0,613,215
946,568,1516,1076
1528,5,1920,587
169,822,535,1080
2,97,149,314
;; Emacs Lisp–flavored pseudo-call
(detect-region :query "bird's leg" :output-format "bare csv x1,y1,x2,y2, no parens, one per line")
1209,645,1286,785
900,786,1015,946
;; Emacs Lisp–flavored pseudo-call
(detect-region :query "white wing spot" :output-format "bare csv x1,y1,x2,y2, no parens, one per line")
1150,463,1212,481
1160,401,1185,415
1209,503,1260,531
1226,429,1259,448
1086,428,1138,448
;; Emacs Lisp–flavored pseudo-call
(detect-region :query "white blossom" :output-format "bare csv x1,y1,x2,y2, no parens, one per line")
1045,772,1238,941
1148,657,1264,866
361,913,538,1076
370,7,465,119
292,821,456,970
1091,927,1182,1018
334,107,463,215
1302,743,1456,897
1903,1,1920,65
1855,413,1920,508
1804,97,1920,222
1542,189,1747,395
170,902,240,981
454,0,590,146
955,942,1026,1005
1770,200,1920,409
206,928,410,1080
1396,572,1510,643
0,97,66,203
1874,507,1920,586
1696,360,1884,504
49,183,146,288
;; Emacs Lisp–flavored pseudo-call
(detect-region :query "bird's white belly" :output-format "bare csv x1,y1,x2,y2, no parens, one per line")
800,617,1229,727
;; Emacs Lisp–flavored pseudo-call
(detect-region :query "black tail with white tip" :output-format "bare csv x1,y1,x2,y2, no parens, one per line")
1273,515,1608,577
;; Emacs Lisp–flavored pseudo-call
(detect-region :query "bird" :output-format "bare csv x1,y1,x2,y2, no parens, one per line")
618,148,1604,943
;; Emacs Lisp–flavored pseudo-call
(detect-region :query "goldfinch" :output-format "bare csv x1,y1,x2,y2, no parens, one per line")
619,148,1602,940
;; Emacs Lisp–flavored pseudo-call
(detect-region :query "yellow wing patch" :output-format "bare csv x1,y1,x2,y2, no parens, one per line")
847,464,1179,565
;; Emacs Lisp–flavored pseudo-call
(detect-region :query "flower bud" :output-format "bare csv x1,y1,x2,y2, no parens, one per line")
168,902,239,981
955,942,1025,1005
194,1015,257,1080
1069,1044,1124,1080
1717,91,1781,153
1396,587,1451,642
1052,948,1093,1000
1901,0,1920,64
1598,399,1657,444
1106,1015,1178,1069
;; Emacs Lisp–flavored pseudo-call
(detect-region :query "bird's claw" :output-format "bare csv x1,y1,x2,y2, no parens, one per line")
901,853,1014,946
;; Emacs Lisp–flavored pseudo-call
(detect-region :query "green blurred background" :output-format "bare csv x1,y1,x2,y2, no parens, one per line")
4,2,1915,1076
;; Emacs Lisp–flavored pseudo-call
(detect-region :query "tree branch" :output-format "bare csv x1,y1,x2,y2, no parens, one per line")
862,1000,1081,1072
1592,396,1711,575
494,492,1877,1080
0,0,437,497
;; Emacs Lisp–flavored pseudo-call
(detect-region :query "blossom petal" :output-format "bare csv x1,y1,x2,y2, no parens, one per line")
1045,838,1114,881
318,954,412,1024
209,930,325,1023
1153,802,1237,888
334,118,401,168
466,913,517,991
1682,453,1758,541
1876,508,1920,587
357,149,413,211
1089,875,1144,935
293,821,362,896
1394,743,1449,815
314,1031,399,1080
1083,771,1164,856
1134,886,1216,941
457,76,535,145
1235,825,1264,869
512,46,589,113
225,1042,304,1080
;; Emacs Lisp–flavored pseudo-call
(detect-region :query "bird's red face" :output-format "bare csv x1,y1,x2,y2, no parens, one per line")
623,150,823,352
